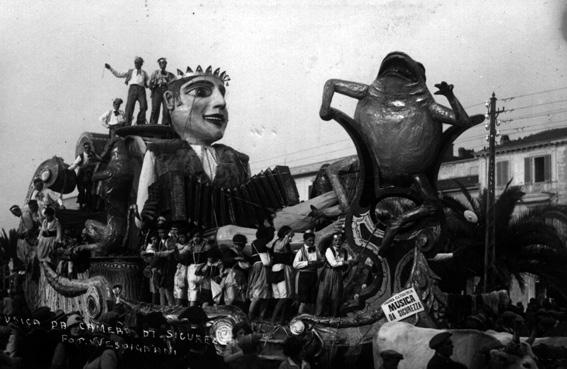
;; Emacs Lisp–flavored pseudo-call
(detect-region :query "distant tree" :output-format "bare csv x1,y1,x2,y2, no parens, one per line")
434,184,567,298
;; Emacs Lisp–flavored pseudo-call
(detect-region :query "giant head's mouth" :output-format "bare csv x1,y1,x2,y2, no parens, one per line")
203,113,226,127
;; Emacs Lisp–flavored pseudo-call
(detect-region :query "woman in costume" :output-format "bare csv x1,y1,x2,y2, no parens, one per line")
270,225,295,323
36,207,62,263
221,234,250,310
187,232,208,307
247,227,274,320
292,231,323,314
315,232,353,317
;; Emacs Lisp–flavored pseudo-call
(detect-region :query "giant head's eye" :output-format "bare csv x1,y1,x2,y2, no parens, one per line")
195,87,212,97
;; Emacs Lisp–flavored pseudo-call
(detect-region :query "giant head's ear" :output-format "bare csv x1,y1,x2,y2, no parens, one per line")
164,90,176,111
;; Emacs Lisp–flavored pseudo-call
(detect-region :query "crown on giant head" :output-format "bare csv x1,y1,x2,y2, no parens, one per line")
176,65,230,86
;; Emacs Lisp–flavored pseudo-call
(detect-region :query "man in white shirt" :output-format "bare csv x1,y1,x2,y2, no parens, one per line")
105,57,149,126
99,98,126,138
292,232,323,314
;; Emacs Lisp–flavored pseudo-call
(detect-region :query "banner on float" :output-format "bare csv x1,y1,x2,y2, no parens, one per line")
381,287,424,322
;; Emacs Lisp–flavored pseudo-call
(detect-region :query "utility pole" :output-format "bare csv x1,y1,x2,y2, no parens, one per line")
483,92,505,293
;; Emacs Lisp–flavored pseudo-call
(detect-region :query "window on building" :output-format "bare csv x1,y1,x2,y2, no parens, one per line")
524,155,551,184
496,161,510,187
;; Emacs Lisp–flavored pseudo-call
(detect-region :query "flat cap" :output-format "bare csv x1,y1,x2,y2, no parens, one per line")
429,331,452,350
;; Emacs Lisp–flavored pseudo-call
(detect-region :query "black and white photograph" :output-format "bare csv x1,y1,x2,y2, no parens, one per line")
1,1,567,368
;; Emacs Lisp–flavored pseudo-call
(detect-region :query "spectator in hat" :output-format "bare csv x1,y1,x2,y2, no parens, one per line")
379,350,403,369
149,57,176,125
427,332,467,369
99,98,126,138
105,57,149,125
69,141,102,210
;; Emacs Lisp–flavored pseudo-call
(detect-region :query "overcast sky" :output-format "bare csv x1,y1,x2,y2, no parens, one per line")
1,0,566,230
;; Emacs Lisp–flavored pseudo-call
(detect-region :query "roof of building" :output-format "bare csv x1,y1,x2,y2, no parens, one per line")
437,175,479,191
478,127,567,155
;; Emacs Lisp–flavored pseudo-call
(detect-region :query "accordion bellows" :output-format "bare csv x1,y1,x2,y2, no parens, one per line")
146,166,299,228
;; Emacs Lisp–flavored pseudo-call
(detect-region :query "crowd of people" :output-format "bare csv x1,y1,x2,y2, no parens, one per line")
140,218,359,322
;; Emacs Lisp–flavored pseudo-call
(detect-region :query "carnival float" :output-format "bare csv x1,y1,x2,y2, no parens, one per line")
18,52,567,369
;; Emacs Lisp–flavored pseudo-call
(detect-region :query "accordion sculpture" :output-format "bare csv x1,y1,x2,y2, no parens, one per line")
144,166,300,229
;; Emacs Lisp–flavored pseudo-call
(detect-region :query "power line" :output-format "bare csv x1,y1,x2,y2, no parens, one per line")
465,86,567,109
503,98,567,113
501,86,567,102
251,138,352,165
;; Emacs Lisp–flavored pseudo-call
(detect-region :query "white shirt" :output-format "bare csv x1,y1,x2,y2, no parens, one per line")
129,69,147,86
190,144,218,181
109,67,148,87
293,244,319,269
68,151,99,171
100,109,126,128
325,247,350,267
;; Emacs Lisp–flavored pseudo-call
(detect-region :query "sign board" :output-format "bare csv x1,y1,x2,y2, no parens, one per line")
381,287,424,322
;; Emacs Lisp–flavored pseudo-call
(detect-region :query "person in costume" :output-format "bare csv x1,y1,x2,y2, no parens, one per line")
37,206,62,266
31,178,64,220
186,232,208,307
315,232,354,317
292,231,323,315
154,225,176,306
220,234,250,310
247,227,274,320
141,234,159,304
173,230,191,306
270,225,295,323
196,244,223,306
